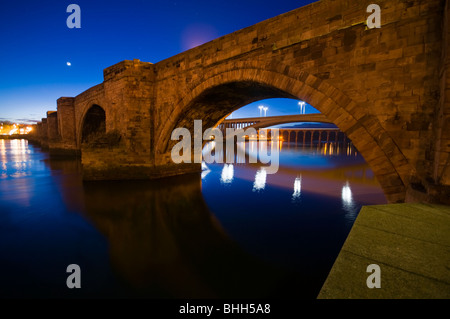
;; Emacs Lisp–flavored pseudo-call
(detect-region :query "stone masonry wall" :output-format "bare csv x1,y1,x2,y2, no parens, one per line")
148,0,445,202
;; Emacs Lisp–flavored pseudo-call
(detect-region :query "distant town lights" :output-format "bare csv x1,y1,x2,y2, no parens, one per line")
0,124,33,136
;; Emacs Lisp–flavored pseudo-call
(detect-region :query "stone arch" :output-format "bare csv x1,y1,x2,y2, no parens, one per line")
156,65,412,202
80,104,106,144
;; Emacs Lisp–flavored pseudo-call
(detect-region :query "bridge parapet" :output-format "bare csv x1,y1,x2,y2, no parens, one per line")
103,59,154,82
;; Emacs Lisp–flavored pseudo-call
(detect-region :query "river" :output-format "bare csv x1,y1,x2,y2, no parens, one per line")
0,138,386,298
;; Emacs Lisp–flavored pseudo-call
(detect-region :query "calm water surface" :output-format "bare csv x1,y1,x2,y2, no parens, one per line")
0,139,386,298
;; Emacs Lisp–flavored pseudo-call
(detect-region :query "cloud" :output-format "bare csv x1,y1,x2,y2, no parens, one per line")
0,118,40,124
16,119,40,124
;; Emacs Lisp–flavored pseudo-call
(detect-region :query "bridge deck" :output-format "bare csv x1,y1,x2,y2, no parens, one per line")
221,114,332,124
318,203,450,299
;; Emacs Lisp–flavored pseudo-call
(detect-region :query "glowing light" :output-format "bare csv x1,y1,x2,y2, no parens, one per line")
341,182,353,205
252,168,267,191
67,62,71,66
258,105,264,117
201,162,211,179
292,176,302,200
220,164,234,184
9,128,18,135
298,101,306,114
201,169,210,179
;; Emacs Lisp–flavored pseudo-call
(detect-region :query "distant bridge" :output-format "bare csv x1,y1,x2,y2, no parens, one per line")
217,114,344,144
217,113,333,131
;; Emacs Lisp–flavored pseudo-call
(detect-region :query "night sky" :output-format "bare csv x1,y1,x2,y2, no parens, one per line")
0,0,319,124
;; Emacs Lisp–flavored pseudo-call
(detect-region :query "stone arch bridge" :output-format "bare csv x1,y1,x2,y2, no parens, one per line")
31,0,450,204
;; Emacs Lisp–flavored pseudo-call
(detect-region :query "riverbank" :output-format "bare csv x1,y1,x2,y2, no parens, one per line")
318,203,450,299
0,134,27,139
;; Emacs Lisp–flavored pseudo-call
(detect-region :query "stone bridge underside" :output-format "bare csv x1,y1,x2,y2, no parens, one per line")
33,0,450,204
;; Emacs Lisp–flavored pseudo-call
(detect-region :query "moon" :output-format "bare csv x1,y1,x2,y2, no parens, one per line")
66,62,71,66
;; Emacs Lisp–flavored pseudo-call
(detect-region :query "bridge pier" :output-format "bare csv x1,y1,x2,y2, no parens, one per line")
46,111,68,156
47,97,80,156
81,144,201,181
39,118,49,150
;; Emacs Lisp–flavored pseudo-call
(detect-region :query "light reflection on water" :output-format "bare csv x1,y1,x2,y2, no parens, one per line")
200,140,387,279
292,176,302,201
252,168,267,192
220,164,234,184
0,139,387,299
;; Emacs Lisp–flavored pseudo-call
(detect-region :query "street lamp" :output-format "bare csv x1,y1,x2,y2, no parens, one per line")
298,101,306,114
263,106,268,117
258,105,264,117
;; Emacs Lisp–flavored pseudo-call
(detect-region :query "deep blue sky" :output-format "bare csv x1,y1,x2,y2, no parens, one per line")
0,0,318,123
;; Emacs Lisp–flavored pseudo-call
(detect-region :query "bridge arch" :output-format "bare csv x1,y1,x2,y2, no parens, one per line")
156,64,412,202
80,104,106,144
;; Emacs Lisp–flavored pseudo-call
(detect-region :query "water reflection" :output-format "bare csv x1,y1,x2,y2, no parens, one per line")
0,139,387,299
201,162,211,180
292,176,302,202
81,175,281,298
252,168,267,192
341,181,358,222
220,164,234,184
201,139,387,297
341,182,353,205
1,140,283,298
0,139,32,179
203,140,385,204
